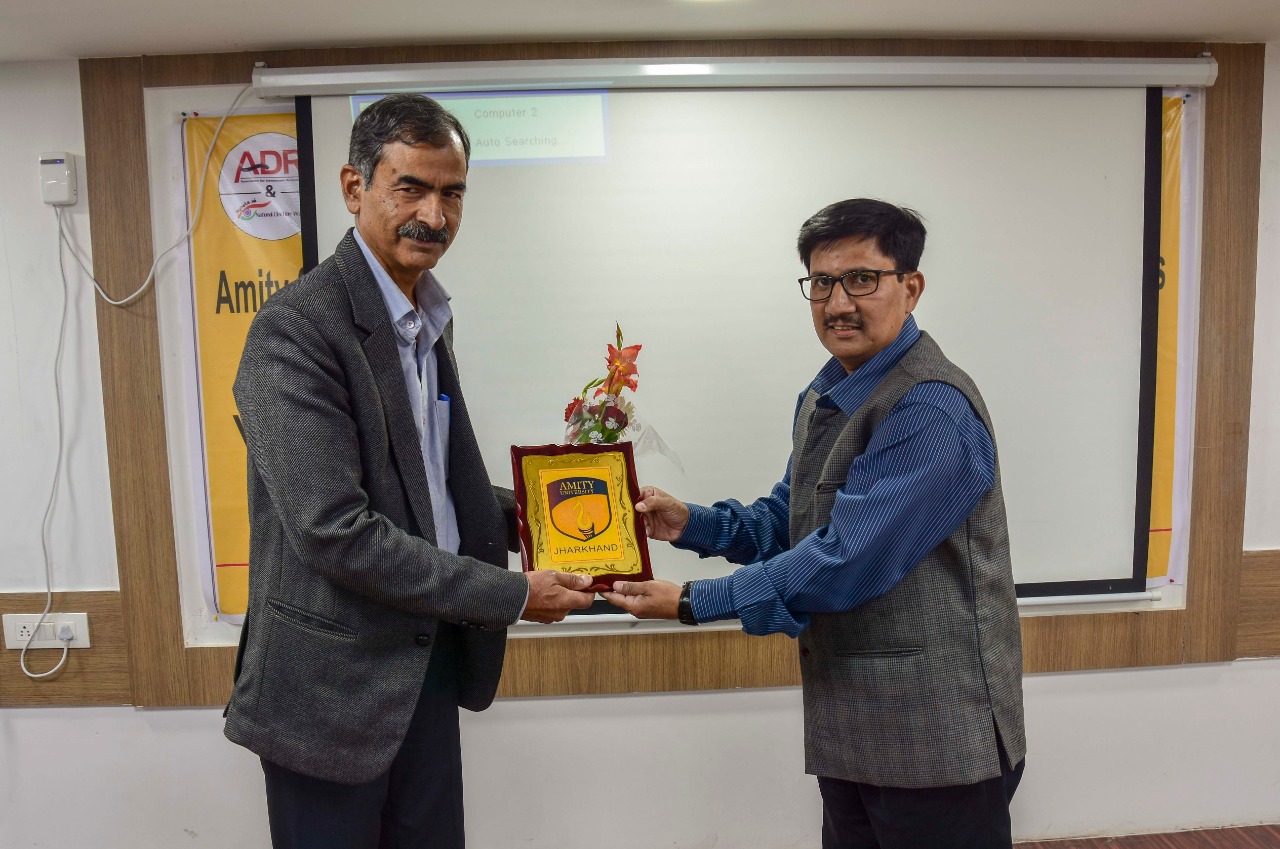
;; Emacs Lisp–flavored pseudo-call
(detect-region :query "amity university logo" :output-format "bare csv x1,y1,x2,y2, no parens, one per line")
542,471,624,564
217,132,301,241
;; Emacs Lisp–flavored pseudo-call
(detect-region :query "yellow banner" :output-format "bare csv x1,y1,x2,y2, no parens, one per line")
1146,96,1183,580
184,113,302,616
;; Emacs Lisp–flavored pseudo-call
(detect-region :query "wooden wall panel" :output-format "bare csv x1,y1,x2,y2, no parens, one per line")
79,58,196,707
186,646,238,706
498,630,800,698
70,37,1265,708
1238,550,1280,659
1183,43,1265,664
1022,611,1185,674
0,592,130,706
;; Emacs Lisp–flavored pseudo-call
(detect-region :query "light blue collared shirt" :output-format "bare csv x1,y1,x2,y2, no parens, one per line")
353,227,460,554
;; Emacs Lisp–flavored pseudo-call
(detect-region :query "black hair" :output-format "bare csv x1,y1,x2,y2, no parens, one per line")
796,199,926,271
348,93,471,185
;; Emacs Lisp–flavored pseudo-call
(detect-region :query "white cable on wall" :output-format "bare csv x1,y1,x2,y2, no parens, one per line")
20,82,255,677
60,82,254,307
20,207,75,679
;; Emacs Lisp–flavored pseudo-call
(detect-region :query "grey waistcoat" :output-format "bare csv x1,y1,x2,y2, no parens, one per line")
794,331,1026,788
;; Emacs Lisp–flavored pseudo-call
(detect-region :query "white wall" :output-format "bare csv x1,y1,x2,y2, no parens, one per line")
3,44,1280,847
4,660,1280,847
1245,43,1280,550
0,59,117,591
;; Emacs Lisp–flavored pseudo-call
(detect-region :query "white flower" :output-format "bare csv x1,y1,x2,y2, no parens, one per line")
590,431,603,443
604,417,618,429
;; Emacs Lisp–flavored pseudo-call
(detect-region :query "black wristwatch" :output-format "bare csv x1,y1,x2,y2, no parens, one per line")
677,581,699,626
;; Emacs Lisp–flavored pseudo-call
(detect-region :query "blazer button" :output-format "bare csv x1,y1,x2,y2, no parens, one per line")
415,634,432,647
459,621,470,628
800,647,810,658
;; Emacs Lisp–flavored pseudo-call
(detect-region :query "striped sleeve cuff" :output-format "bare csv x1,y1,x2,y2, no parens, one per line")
690,574,738,623
673,503,721,553
690,560,781,623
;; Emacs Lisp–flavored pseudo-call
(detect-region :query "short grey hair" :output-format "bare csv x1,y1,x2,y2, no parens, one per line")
347,93,471,186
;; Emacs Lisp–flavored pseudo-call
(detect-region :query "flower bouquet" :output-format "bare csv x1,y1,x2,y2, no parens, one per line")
563,324,642,445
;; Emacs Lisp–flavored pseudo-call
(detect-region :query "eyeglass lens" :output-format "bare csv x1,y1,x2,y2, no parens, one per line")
805,270,881,300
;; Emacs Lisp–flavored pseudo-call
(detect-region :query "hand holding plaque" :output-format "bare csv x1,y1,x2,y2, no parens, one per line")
511,326,655,592
521,570,597,623
631,485,690,542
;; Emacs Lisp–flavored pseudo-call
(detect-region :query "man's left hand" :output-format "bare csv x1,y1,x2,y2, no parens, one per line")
601,580,681,619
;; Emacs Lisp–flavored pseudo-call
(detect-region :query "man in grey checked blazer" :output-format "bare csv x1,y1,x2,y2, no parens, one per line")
224,94,594,849
606,199,1026,849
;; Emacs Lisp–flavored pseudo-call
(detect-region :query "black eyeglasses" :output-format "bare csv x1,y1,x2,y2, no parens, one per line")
798,269,913,302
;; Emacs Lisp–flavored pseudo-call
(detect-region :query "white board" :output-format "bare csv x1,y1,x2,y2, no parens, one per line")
309,86,1148,590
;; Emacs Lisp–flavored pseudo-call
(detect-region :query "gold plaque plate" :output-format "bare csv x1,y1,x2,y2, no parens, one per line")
511,442,653,590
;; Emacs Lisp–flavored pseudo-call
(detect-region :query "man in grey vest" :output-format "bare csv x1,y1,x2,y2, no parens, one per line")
604,199,1026,849
225,94,595,849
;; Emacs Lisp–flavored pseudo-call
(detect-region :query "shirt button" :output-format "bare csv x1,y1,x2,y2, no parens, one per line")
415,634,432,647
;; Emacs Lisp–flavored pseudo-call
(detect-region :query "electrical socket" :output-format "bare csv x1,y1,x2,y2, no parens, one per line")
2,613,91,649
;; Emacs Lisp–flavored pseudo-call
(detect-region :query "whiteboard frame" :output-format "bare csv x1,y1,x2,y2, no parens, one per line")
296,82,1172,602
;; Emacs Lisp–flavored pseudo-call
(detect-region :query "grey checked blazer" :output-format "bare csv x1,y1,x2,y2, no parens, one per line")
794,332,1025,788
224,230,529,785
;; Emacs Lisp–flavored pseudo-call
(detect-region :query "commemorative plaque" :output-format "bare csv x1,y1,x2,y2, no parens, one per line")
511,441,653,591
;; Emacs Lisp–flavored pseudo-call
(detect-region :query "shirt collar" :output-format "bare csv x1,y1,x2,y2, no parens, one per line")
812,315,921,415
352,226,452,347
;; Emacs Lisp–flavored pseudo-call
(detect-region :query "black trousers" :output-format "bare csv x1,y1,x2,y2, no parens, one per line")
261,626,465,849
818,753,1025,849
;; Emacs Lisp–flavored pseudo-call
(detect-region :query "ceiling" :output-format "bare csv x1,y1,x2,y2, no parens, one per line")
1,0,1278,65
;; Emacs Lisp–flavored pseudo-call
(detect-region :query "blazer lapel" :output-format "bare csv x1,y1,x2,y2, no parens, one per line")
335,230,438,544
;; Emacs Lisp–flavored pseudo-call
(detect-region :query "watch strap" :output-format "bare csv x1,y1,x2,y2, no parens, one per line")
678,581,699,626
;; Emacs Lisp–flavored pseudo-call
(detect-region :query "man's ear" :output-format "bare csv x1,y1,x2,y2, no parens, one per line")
339,164,363,216
904,272,925,312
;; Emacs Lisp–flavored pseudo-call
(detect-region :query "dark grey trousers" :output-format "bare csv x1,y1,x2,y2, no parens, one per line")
261,626,465,849
818,749,1025,849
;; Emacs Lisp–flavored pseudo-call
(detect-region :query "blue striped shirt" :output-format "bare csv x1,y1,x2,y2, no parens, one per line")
676,316,996,637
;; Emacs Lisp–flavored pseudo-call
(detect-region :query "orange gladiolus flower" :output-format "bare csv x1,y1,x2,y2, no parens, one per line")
604,343,641,395
606,343,641,375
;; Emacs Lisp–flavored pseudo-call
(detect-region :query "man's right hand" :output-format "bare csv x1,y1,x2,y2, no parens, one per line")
634,485,690,541
520,571,596,623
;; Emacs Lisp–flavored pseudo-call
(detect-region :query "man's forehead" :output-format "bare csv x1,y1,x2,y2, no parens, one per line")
811,236,889,266
385,139,464,159
374,141,468,179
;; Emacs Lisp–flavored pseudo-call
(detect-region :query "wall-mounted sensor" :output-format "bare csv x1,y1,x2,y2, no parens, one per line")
40,152,77,205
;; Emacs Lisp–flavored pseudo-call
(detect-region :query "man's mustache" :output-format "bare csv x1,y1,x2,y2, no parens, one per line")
823,314,864,329
397,221,450,243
